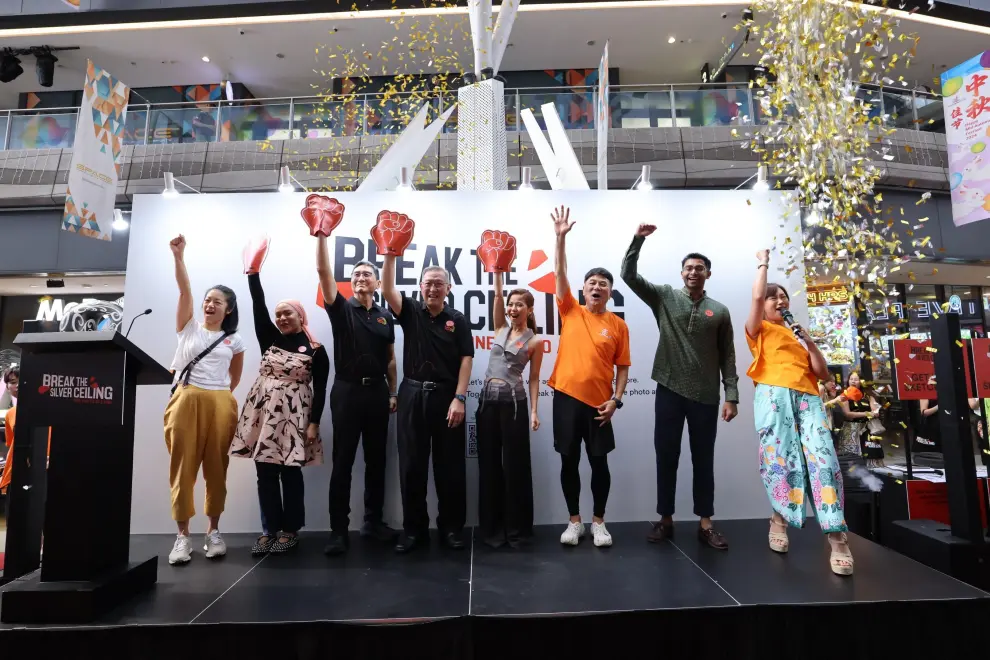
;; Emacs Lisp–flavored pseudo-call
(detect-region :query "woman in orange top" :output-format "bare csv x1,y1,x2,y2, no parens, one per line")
745,249,852,576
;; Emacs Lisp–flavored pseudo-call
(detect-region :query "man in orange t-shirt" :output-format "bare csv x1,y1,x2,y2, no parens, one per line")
547,206,631,549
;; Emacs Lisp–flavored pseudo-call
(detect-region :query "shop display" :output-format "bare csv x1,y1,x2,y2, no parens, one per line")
807,304,855,365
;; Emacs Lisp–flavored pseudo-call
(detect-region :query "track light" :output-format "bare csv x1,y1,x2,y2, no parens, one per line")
278,166,293,193
34,48,57,88
753,164,769,191
632,164,653,190
162,172,178,198
112,209,129,232
0,52,22,83
396,166,415,191
519,166,533,190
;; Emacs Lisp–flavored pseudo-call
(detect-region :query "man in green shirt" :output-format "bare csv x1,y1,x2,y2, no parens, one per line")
620,223,739,550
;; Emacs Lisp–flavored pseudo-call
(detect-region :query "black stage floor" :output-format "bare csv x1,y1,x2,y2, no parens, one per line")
1,519,987,659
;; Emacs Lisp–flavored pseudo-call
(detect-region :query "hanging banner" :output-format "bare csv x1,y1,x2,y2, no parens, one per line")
941,51,990,227
61,60,130,241
890,338,974,400
596,41,609,191
971,337,990,399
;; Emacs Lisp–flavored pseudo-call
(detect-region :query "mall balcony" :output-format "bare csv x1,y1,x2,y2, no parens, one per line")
0,82,948,203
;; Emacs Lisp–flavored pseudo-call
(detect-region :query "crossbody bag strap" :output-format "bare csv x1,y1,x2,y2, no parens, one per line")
172,331,230,394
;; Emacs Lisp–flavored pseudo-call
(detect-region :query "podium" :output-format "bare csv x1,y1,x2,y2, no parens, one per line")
1,330,172,623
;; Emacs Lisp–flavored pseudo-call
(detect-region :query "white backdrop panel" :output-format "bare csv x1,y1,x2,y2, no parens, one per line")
125,190,804,533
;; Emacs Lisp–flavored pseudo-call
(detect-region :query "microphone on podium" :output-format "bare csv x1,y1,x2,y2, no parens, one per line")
124,309,153,338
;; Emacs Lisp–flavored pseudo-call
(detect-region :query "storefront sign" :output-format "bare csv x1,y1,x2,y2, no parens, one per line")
907,478,988,526
941,51,990,227
891,338,974,400
867,298,982,324
807,285,850,307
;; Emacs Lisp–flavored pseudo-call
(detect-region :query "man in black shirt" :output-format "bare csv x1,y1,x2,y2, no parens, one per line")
317,237,399,555
382,258,474,553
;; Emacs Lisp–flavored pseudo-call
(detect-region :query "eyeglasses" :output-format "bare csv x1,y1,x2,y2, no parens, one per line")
352,271,376,280
422,281,447,290
682,265,708,274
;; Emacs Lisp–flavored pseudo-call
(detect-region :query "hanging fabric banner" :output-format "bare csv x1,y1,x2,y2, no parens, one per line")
942,51,990,227
62,60,129,241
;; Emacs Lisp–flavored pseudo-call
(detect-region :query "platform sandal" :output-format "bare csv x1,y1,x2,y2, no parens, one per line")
251,535,274,556
270,532,299,554
768,519,789,554
828,533,854,576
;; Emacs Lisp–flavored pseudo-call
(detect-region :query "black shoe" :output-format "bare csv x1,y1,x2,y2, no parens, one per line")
361,520,399,542
323,531,348,556
395,533,420,554
251,534,274,556
444,531,465,550
270,532,299,554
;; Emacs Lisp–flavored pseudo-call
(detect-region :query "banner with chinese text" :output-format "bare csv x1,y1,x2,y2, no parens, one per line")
942,51,990,226
61,60,129,241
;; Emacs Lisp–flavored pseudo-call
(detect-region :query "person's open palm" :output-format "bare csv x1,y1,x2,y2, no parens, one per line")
552,206,574,236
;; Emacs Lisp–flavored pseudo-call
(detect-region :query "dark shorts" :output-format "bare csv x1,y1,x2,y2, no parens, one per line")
552,390,615,457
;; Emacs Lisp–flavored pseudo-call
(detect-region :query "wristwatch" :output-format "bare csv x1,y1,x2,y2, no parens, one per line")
455,394,467,403
611,397,624,409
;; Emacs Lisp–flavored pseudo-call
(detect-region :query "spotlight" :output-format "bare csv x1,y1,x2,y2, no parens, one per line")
519,166,534,190
753,165,770,191
112,209,129,232
0,52,22,83
742,7,754,22
278,166,293,193
34,48,57,88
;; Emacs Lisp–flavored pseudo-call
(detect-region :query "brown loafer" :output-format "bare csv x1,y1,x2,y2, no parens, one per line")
698,526,728,550
647,521,674,543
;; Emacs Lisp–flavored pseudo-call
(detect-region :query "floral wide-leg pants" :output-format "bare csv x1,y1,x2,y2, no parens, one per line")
754,384,848,534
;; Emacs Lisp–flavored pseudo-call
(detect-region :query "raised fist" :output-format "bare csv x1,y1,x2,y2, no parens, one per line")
243,235,271,274
169,235,186,259
477,230,517,273
371,210,415,256
300,194,345,237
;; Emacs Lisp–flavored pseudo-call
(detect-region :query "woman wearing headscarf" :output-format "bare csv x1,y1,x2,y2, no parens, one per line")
230,237,329,555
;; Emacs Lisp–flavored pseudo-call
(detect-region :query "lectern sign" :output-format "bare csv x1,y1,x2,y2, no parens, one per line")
21,352,123,426
891,338,974,400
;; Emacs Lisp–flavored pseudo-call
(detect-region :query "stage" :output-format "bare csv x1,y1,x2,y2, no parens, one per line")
0,519,986,659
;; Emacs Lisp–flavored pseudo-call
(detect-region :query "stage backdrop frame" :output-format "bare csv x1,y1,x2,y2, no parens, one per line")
124,190,803,533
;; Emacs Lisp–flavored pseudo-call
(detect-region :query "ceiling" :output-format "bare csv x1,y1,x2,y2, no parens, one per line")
0,2,984,106
0,274,125,296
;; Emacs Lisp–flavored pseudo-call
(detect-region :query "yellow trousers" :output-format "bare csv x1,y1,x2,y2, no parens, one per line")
164,385,238,521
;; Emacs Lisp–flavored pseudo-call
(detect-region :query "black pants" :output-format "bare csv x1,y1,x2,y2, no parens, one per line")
396,379,466,536
256,462,304,534
477,398,534,545
553,391,613,519
654,385,719,518
328,380,390,532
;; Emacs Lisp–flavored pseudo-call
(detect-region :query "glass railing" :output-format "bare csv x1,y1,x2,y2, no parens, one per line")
0,83,944,151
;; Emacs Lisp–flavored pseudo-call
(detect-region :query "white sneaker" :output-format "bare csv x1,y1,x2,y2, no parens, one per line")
592,522,613,547
204,530,227,559
168,534,192,565
560,521,585,546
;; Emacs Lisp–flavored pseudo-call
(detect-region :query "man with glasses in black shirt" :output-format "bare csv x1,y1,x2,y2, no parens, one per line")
382,258,474,553
317,237,399,556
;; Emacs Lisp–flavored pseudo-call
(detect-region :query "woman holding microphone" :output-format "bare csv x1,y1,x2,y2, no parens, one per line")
745,249,853,576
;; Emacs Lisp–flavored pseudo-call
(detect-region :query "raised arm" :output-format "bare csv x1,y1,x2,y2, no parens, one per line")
170,235,194,333
620,225,663,308
552,206,574,300
493,271,507,332
382,254,402,316
247,273,279,348
745,249,770,338
316,235,338,306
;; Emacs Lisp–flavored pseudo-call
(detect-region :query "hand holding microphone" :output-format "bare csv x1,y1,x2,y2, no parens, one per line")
779,309,806,340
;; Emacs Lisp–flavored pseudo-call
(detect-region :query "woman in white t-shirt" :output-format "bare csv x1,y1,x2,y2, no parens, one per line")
164,234,246,566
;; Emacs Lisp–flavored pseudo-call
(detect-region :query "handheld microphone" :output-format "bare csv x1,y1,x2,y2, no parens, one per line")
779,309,802,338
124,308,153,338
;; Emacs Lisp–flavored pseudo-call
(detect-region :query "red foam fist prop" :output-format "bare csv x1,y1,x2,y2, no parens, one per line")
477,230,517,273
243,235,270,274
371,210,415,256
843,386,864,402
300,194,345,237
